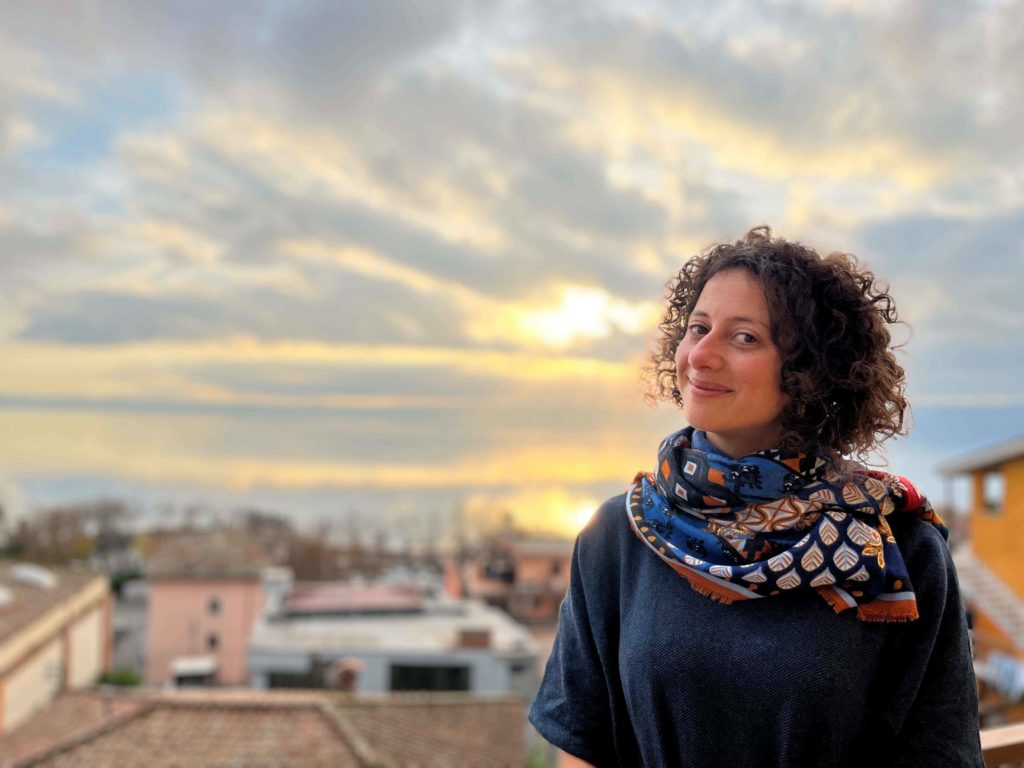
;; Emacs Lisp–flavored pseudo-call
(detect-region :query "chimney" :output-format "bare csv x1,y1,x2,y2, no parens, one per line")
456,628,491,649
325,657,363,692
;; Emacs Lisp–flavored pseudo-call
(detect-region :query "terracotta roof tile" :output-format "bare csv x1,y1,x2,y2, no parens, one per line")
3,690,525,768
0,691,144,768
26,702,360,768
146,531,279,580
335,695,525,767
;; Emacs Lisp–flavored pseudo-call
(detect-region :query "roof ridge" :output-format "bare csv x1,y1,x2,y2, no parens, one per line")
333,692,522,708
12,700,157,768
318,703,394,768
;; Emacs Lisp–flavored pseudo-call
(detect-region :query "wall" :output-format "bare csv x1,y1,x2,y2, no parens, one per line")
971,455,1024,596
0,575,108,734
1,637,62,733
249,648,531,694
146,579,263,686
68,606,105,688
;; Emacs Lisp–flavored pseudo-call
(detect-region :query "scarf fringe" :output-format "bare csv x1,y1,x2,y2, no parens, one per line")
856,600,919,623
666,560,745,605
628,518,746,605
818,586,854,615
817,585,919,622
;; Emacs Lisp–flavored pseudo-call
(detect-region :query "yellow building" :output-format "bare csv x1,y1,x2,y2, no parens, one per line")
940,436,1024,723
0,563,110,735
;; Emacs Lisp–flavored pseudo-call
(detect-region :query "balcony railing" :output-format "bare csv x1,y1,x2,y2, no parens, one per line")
983,723,1024,767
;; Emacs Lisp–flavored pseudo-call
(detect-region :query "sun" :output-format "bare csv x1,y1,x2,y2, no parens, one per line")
563,500,598,534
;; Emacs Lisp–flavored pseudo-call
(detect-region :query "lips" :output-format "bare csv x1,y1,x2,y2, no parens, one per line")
687,378,733,395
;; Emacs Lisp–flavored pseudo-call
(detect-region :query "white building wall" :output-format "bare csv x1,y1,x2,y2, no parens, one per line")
68,606,105,688
249,649,516,694
2,638,63,733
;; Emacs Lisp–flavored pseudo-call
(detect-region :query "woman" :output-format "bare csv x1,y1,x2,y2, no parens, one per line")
529,227,983,767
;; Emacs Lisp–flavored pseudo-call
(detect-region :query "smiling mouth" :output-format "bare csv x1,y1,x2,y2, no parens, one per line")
688,379,732,395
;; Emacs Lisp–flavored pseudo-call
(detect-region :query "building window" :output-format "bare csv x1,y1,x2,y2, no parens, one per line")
268,671,322,689
983,472,1005,515
207,633,219,651
208,596,220,615
175,672,214,687
390,664,470,692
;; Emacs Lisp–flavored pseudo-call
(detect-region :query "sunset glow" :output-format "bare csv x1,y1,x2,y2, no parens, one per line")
1,2,1022,538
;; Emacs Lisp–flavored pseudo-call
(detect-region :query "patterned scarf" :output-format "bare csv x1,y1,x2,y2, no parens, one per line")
627,427,947,622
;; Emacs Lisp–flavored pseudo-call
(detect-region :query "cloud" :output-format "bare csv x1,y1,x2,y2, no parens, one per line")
0,404,655,493
3,0,1024,525
0,338,637,407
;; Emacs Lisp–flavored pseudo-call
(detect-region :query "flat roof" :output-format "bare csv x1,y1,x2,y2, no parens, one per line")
937,435,1024,476
251,597,535,656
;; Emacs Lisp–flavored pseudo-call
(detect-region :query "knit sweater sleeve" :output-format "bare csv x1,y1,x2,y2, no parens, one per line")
885,520,984,767
529,495,631,767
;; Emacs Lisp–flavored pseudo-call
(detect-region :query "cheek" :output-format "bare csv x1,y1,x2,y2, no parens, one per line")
674,339,690,370
758,359,787,404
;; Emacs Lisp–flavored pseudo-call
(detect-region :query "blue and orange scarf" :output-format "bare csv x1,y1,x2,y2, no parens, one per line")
628,428,947,622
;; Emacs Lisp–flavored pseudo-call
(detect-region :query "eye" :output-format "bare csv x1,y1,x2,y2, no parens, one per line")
735,331,758,344
686,322,709,336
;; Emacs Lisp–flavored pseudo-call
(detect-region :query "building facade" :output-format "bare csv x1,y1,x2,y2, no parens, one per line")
940,436,1024,724
0,563,110,735
248,581,538,700
458,535,572,625
144,531,273,686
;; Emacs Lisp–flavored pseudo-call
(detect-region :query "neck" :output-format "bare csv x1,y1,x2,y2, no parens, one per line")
703,427,783,458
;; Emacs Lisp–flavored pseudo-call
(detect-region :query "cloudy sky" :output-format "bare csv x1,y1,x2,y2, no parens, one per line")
2,0,1023,540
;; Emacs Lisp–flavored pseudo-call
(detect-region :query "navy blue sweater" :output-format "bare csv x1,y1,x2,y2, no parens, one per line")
529,493,984,767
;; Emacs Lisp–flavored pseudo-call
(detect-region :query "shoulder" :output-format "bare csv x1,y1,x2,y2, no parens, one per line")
577,493,628,547
571,492,630,575
887,513,958,616
888,513,952,573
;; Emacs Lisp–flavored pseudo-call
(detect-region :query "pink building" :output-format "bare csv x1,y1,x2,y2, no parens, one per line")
457,536,572,625
145,531,275,686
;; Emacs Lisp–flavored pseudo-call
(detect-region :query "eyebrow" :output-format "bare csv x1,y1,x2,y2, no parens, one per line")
690,310,771,329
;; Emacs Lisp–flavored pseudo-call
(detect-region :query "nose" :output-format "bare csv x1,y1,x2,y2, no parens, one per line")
686,331,724,371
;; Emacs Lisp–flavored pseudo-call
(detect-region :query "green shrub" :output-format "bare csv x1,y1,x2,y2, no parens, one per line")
98,668,141,686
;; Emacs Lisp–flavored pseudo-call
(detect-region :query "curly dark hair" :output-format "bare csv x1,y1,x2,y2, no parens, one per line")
647,226,907,464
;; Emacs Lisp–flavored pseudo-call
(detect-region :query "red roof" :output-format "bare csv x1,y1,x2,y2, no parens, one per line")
1,689,524,768
284,583,423,615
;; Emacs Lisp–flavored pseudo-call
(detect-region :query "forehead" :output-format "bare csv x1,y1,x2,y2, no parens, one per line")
692,269,771,321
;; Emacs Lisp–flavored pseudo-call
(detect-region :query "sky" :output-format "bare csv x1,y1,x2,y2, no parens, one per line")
2,0,1023,542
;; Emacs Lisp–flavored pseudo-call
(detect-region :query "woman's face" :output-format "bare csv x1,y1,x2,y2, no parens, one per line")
674,268,788,458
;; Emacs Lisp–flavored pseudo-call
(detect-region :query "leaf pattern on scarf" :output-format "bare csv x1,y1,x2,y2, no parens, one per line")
777,569,801,589
809,488,838,504
833,543,859,571
819,518,839,545
801,544,824,572
842,484,868,505
864,475,887,501
768,550,794,572
847,519,881,547
810,569,836,587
